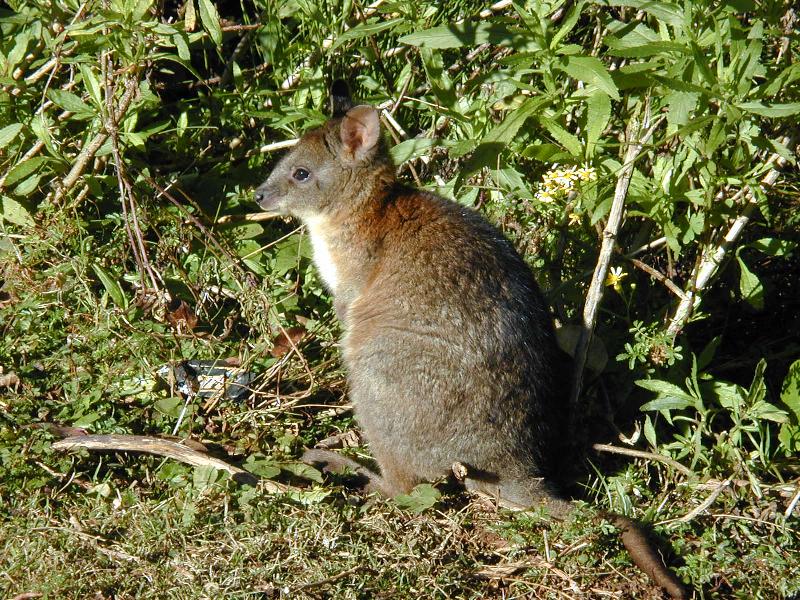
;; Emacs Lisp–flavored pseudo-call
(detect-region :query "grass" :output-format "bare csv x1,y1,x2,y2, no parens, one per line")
2,0,800,598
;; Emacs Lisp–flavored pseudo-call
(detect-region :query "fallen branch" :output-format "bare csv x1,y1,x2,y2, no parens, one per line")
52,434,286,491
666,141,794,337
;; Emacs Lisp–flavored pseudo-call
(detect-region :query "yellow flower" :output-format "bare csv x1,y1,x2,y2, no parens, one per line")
605,266,627,292
577,165,597,181
567,212,581,226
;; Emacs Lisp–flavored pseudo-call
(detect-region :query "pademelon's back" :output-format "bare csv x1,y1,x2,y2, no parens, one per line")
342,185,569,488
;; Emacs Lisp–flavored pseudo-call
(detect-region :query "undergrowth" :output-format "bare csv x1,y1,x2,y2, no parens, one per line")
1,0,799,598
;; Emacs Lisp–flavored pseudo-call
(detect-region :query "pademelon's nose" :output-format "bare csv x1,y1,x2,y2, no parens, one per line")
254,184,278,210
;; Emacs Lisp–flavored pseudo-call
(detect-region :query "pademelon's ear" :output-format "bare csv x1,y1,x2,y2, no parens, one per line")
340,105,380,163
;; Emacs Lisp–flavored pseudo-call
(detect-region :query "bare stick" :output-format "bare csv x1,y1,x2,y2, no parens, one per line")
260,138,298,153
215,211,282,224
592,443,693,478
291,565,365,593
626,236,667,257
51,79,138,204
569,106,663,420
52,434,287,492
785,485,800,518
666,144,793,337
627,256,688,301
103,57,160,292
678,478,730,523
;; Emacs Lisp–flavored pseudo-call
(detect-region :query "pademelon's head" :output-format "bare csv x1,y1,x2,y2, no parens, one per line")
254,103,393,220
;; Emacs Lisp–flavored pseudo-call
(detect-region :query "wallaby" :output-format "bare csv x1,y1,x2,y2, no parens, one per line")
254,86,688,599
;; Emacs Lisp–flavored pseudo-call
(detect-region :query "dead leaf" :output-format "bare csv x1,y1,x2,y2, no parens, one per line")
165,299,199,332
0,370,20,388
270,326,306,358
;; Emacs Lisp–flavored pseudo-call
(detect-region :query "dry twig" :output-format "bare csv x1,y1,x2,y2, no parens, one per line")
52,434,288,492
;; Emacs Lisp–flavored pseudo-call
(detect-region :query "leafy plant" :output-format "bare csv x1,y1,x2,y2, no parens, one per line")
0,0,798,597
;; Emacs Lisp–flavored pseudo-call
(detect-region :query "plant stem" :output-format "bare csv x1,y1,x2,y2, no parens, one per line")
569,103,662,426
666,142,794,338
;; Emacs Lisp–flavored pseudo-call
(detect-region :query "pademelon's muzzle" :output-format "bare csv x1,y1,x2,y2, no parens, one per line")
254,184,282,212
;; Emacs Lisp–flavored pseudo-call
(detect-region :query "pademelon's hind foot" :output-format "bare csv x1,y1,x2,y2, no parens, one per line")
462,474,572,516
301,448,419,497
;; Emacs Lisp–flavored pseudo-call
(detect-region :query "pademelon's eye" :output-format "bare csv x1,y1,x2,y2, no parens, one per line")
292,167,310,182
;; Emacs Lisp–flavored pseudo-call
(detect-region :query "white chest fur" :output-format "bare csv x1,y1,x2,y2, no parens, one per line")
304,215,339,294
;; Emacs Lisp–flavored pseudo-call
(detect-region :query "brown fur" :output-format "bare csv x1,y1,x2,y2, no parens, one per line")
255,102,688,599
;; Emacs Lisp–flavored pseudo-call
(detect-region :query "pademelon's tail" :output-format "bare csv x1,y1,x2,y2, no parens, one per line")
606,512,688,599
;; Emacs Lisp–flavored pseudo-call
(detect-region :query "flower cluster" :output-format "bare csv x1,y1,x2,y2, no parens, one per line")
534,164,597,204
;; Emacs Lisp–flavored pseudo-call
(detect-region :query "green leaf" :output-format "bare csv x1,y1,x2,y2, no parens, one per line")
780,360,800,422
606,40,686,58
154,396,185,417
697,336,721,371
550,0,587,47
558,56,620,100
390,138,436,164
48,89,94,117
585,91,610,156
640,396,694,411
332,18,403,50
538,116,583,157
92,263,128,308
708,381,744,410
750,237,796,256
665,91,699,130
7,30,32,69
173,32,190,61
399,22,528,49
14,173,42,197
1,196,34,226
193,465,223,490
766,137,796,164
484,96,550,146
0,123,23,149
198,0,222,46
30,115,59,158
79,63,103,110
643,415,657,448
242,455,281,479
605,0,684,25
736,102,800,118
394,483,441,513
281,461,323,483
750,401,788,424
73,412,101,427
636,379,697,411
779,423,800,455
736,255,763,310
464,96,551,171
3,156,47,187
